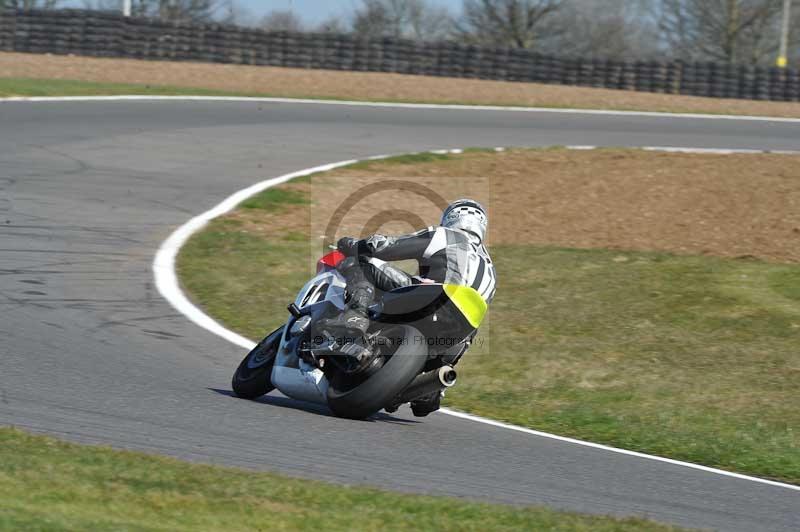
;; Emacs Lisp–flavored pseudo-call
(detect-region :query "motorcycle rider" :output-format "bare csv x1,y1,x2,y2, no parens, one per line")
321,199,496,416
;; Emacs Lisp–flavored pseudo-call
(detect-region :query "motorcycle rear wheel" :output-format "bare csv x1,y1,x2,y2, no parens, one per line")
327,325,427,419
232,326,284,400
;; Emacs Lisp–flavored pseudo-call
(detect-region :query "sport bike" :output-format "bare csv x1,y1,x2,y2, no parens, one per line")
231,250,487,419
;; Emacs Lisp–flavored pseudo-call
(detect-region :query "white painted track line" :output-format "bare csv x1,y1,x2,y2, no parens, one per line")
439,408,800,492
3,94,800,123
153,158,367,350
149,144,798,493
8,95,796,491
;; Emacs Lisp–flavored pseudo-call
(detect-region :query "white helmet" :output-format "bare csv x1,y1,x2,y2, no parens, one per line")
441,199,488,243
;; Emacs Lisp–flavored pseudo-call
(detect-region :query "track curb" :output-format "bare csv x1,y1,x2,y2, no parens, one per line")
152,141,800,493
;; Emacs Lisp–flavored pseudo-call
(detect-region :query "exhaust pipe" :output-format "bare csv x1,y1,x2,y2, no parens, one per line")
394,365,457,405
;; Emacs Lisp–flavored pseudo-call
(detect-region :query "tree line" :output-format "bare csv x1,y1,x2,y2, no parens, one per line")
2,0,798,66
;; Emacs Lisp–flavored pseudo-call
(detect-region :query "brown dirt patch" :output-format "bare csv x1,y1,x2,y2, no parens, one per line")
309,172,490,243
3,52,800,118
303,149,800,263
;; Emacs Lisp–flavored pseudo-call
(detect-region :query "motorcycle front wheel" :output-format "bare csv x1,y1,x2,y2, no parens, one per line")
231,326,284,400
327,324,428,419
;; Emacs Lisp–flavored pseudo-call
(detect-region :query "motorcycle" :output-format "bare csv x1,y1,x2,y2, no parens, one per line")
231,249,487,419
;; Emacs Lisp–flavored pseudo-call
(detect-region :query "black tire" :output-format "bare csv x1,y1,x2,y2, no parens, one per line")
232,326,284,400
327,325,428,419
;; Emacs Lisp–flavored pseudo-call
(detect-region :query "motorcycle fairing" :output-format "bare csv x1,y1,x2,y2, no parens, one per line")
443,284,487,328
268,259,486,406
374,283,484,345
270,269,348,404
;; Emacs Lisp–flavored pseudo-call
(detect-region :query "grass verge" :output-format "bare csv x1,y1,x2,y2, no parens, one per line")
0,77,249,98
0,428,685,531
177,149,800,485
2,51,800,118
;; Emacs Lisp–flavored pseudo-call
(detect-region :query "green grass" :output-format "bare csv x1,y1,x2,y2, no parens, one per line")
451,247,800,483
347,152,454,169
0,78,246,98
240,187,310,211
1,77,792,118
0,77,363,101
0,428,684,532
177,177,800,485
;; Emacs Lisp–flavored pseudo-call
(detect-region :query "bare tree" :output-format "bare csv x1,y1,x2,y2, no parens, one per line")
316,15,348,34
352,0,392,38
657,0,785,64
1,0,60,8
81,0,123,10
156,0,229,23
455,0,563,49
219,0,257,26
260,9,303,32
352,0,453,41
79,0,235,22
406,0,453,40
81,0,228,22
544,0,660,59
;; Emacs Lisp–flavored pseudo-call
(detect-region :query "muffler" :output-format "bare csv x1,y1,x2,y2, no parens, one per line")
394,365,457,405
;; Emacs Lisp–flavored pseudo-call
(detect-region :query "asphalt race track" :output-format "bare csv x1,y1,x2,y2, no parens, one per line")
1,100,799,531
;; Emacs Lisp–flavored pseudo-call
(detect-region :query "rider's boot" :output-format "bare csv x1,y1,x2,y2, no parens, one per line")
318,281,374,369
327,304,370,334
320,278,374,335
410,390,443,417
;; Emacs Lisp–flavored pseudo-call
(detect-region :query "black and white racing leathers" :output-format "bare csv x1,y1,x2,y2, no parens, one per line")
337,225,497,305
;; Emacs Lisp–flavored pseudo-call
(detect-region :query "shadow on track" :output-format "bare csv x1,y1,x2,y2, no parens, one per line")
208,388,420,424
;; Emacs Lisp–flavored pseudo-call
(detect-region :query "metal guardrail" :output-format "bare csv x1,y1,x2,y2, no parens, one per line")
1,8,798,102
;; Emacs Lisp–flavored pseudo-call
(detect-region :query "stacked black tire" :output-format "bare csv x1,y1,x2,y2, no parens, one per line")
1,8,798,102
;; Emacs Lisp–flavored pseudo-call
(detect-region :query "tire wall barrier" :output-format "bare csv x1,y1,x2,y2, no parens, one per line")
2,8,798,102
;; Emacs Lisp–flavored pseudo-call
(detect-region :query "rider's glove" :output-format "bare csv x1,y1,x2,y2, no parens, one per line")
337,237,359,256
